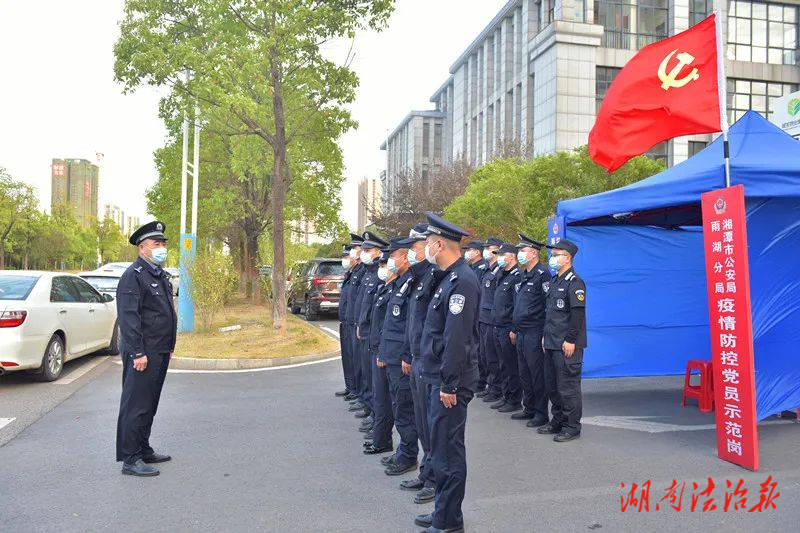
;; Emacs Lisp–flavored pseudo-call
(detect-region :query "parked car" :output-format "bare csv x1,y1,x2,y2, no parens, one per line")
165,267,180,296
78,271,123,297
97,262,133,274
287,258,345,320
0,271,119,381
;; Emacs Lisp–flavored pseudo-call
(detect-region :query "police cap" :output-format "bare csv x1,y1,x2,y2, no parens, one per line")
129,221,168,246
492,243,517,255
423,212,469,242
386,237,410,253
361,231,389,250
516,233,545,250
547,239,579,257
349,233,364,247
484,237,504,247
463,240,485,251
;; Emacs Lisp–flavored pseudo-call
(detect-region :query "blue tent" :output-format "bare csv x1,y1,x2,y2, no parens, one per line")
556,112,800,420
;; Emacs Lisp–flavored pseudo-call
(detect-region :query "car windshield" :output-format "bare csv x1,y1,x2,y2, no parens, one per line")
81,276,121,292
0,275,40,300
316,262,345,276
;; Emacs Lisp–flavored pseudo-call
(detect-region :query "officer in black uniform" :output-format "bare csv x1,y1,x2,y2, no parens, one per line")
463,240,488,395
510,233,550,427
344,234,365,407
364,250,394,454
377,237,419,476
335,244,356,398
401,223,438,505
354,232,389,420
539,239,587,443
477,237,503,402
490,243,523,413
414,212,478,533
116,221,177,477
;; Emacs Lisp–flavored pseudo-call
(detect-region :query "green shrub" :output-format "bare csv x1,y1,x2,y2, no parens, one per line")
188,249,239,331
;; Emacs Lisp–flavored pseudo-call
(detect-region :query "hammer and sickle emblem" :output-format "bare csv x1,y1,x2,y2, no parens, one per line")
658,49,700,91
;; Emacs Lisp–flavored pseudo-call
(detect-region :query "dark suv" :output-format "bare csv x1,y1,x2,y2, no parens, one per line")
287,258,346,320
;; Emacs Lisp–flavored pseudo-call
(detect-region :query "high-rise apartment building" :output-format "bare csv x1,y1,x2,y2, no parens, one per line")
358,176,383,230
51,158,99,228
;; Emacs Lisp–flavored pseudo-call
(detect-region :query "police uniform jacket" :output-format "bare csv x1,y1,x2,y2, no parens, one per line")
478,264,501,325
407,261,438,359
378,270,413,365
420,258,480,393
344,263,365,326
368,280,390,355
512,264,549,333
117,256,177,357
491,266,522,328
543,267,587,350
356,263,380,339
338,268,353,322
471,260,488,281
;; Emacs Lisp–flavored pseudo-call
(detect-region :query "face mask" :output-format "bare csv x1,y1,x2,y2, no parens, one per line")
349,248,358,259
496,255,507,268
360,251,374,265
151,247,168,265
377,267,389,281
482,249,492,261
341,258,351,269
387,257,399,274
424,243,439,264
463,251,472,261
548,256,561,270
517,251,528,266
407,248,419,266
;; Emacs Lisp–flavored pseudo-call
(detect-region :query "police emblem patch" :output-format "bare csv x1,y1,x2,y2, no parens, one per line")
557,298,565,309
485,280,491,288
515,283,522,293
392,304,401,316
575,289,585,302
449,294,465,315
543,282,550,293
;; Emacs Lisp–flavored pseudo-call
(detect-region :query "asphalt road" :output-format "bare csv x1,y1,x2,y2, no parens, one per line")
1,318,798,532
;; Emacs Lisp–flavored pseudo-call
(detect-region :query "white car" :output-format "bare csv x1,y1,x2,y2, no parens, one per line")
0,271,119,381
79,271,123,297
165,267,179,296
97,262,133,274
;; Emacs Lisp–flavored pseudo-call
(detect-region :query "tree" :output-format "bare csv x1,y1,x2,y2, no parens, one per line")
0,167,37,269
444,146,665,243
95,217,128,264
115,0,395,331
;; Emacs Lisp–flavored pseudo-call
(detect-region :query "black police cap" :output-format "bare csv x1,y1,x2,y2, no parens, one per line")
516,232,545,250
492,243,517,255
386,237,410,253
484,237,503,247
547,239,579,257
407,223,428,242
129,221,168,246
361,231,389,250
423,212,469,242
349,232,364,246
464,240,485,250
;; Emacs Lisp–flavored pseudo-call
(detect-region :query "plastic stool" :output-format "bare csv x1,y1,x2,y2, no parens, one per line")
682,359,714,413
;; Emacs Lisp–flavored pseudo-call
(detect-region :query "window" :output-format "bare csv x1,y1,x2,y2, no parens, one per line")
595,0,669,49
575,0,587,22
51,277,79,303
645,141,670,165
422,120,430,158
596,66,621,113
539,0,554,30
434,123,443,160
0,275,39,301
689,140,709,157
689,0,712,27
728,1,798,65
70,278,103,303
727,78,799,121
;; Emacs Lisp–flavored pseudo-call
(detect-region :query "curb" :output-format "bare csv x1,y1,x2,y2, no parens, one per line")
169,350,341,371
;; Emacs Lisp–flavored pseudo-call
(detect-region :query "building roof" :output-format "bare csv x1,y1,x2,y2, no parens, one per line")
430,75,455,102
380,110,446,150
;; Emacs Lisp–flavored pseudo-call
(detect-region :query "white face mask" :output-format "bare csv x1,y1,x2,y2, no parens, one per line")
377,267,389,281
482,249,492,261
341,258,351,269
360,251,374,265
424,242,439,265
349,248,358,259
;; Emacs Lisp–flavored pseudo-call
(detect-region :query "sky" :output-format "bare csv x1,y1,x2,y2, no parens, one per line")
0,0,508,231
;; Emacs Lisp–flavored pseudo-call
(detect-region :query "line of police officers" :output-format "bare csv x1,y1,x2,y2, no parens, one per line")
335,213,587,533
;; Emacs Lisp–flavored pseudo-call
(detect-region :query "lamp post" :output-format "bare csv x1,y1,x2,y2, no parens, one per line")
178,71,200,333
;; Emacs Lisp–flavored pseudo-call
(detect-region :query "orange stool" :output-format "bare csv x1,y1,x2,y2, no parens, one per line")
682,359,714,413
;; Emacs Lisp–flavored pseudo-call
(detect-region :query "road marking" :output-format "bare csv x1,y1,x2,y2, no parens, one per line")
319,326,340,339
0,418,14,431
582,415,791,433
112,355,341,374
55,356,110,385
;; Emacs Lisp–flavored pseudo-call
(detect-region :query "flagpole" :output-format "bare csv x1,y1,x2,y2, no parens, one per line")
715,10,731,188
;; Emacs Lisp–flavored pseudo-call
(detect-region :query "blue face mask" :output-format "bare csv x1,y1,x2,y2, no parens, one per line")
407,248,418,266
482,249,492,261
387,257,399,273
496,255,507,268
151,247,168,265
517,251,528,265
548,256,561,270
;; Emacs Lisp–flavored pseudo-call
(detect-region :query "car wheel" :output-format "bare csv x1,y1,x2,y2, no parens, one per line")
105,320,121,355
304,298,319,321
289,298,301,314
34,334,65,382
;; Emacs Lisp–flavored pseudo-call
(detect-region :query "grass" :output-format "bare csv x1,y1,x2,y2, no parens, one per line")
174,297,338,359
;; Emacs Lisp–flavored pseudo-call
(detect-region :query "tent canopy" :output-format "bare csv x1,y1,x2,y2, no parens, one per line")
555,112,800,420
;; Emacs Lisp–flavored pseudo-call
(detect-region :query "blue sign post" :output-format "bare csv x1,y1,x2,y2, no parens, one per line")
547,215,566,275
178,233,196,332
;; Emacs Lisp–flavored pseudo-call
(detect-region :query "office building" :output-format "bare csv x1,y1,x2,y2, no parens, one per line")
358,176,383,230
51,158,99,227
104,204,125,230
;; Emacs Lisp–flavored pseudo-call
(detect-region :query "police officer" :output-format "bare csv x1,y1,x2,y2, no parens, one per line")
364,250,395,455
344,234,366,409
490,243,523,413
116,221,177,477
414,212,478,533
509,233,550,427
401,223,438,505
477,237,504,402
377,237,419,476
335,244,356,398
538,239,586,443
463,240,488,395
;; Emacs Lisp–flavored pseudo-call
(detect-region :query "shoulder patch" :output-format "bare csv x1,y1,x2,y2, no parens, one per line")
575,289,585,302
449,294,465,315
134,266,142,273
450,272,458,282
478,264,486,270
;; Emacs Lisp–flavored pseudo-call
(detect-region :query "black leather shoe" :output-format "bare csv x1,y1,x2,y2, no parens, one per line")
482,393,501,402
385,461,418,476
527,416,549,428
363,440,373,448
476,389,489,398
142,452,171,464
122,459,159,477
344,393,359,401
348,403,365,412
498,403,521,413
334,389,349,397
400,476,425,491
414,514,433,528
354,410,370,419
490,399,506,409
381,455,397,467
537,423,562,434
511,410,535,420
554,431,581,442
363,444,393,455
415,486,436,504
422,527,464,533
363,431,374,440
358,425,372,433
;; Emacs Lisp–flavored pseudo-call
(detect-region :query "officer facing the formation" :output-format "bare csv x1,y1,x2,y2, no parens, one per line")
477,237,503,402
335,244,356,398
490,243,523,413
510,234,550,427
402,224,438,505
414,212,479,533
344,234,365,406
539,239,587,443
116,221,177,477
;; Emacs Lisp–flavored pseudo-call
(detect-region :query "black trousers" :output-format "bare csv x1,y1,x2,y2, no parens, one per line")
429,385,473,530
480,322,501,396
359,338,373,409
516,329,548,419
339,322,354,392
410,357,434,487
116,352,170,463
386,364,418,467
371,356,393,449
348,323,363,400
494,325,521,404
544,349,583,434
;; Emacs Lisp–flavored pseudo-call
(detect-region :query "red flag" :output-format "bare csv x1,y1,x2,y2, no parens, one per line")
589,15,722,172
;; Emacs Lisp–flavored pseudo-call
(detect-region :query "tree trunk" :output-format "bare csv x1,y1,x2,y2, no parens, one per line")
246,230,260,304
270,47,288,331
